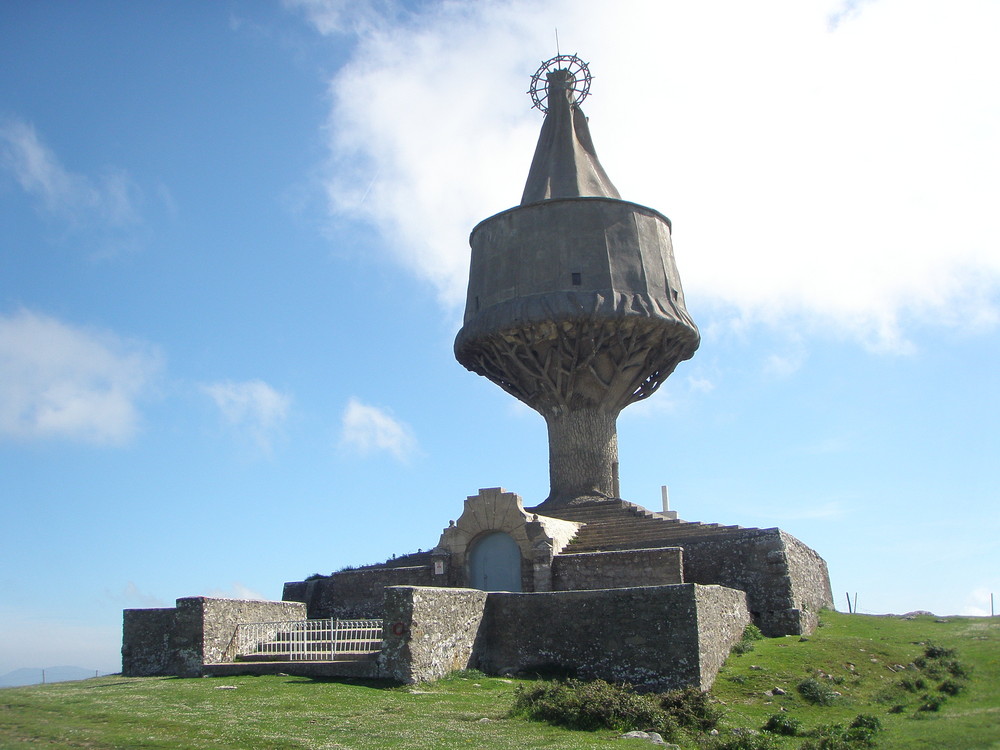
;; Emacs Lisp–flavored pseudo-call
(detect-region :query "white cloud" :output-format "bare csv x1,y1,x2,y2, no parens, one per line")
957,586,997,617
687,376,716,394
763,351,806,379
202,380,291,453
205,582,268,601
339,396,417,461
108,582,167,609
0,309,161,445
284,0,397,36
300,0,1000,349
0,117,142,248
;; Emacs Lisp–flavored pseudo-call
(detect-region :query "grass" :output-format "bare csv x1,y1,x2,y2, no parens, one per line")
0,612,997,749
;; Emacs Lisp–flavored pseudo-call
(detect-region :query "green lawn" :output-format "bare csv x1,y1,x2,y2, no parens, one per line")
1,612,997,749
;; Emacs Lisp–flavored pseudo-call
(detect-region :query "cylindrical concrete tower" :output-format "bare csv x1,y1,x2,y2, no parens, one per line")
455,56,699,508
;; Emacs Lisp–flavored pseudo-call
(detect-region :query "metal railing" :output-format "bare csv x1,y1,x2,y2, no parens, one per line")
231,618,384,662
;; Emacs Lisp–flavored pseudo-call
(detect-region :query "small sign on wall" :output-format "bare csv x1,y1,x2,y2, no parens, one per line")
434,560,445,575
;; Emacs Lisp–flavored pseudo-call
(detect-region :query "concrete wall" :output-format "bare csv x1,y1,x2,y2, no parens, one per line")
679,528,832,636
380,586,488,684
283,566,435,619
552,547,683,591
122,597,306,677
379,584,748,691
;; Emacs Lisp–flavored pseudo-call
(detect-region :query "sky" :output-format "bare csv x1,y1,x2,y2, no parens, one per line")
1,0,998,677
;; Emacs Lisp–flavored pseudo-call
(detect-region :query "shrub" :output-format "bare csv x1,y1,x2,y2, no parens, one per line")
898,677,926,693
797,678,838,706
799,717,881,750
732,624,766,655
923,642,956,660
511,679,675,736
849,714,882,733
658,686,722,730
917,693,946,712
938,678,965,696
762,713,801,736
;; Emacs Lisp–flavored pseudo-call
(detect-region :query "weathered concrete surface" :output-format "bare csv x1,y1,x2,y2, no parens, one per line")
379,586,488,684
122,597,306,677
552,547,683,591
283,565,434,620
477,584,748,691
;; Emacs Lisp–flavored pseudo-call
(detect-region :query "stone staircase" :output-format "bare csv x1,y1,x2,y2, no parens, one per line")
532,499,752,553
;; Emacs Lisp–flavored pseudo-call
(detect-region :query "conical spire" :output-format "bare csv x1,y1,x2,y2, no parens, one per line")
520,68,621,205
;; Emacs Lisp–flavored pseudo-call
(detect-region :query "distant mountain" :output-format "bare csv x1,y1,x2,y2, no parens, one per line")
0,666,102,688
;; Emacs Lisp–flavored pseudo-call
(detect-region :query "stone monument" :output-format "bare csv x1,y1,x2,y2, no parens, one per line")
123,55,834,689
455,54,699,506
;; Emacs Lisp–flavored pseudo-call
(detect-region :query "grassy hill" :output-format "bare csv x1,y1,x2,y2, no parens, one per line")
0,611,996,749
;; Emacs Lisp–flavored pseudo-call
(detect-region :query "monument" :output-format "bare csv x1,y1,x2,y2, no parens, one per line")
455,54,699,506
123,55,833,690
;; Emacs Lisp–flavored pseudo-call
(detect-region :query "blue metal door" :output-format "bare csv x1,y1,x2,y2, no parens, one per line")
468,532,522,592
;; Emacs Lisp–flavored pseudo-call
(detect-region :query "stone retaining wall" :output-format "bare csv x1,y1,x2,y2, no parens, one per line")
379,583,748,690
680,528,832,636
551,547,683,590
122,597,306,677
283,565,434,619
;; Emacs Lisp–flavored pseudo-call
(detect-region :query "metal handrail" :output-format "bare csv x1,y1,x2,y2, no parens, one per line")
231,618,384,662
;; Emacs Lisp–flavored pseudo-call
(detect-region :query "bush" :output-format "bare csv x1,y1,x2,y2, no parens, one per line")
917,693,946,712
849,714,882,733
511,679,675,736
938,678,965,696
799,717,882,750
732,624,766,655
762,713,801,736
797,678,838,706
923,642,956,660
658,686,722,730
898,677,926,693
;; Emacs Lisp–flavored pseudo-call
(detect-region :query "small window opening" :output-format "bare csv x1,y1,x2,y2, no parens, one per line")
571,272,582,286
475,295,480,311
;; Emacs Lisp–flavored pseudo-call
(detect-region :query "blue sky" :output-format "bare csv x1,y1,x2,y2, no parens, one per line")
1,0,998,676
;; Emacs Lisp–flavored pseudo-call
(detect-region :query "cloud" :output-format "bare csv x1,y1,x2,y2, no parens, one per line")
0,309,162,445
284,0,399,36
107,582,167,609
0,117,143,253
299,0,1000,349
339,396,417,461
202,380,291,452
959,587,997,617
205,582,268,601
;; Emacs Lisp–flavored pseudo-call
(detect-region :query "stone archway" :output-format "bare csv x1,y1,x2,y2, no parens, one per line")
468,531,522,592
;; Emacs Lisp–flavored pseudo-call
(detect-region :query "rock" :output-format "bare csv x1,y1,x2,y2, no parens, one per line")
772,687,786,695
477,718,492,723
213,685,237,690
619,730,668,745
799,636,810,642
709,729,720,736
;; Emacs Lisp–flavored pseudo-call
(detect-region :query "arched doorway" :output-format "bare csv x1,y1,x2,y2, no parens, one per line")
468,531,522,592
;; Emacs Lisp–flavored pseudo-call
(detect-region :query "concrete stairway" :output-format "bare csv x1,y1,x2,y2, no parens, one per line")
534,499,751,553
